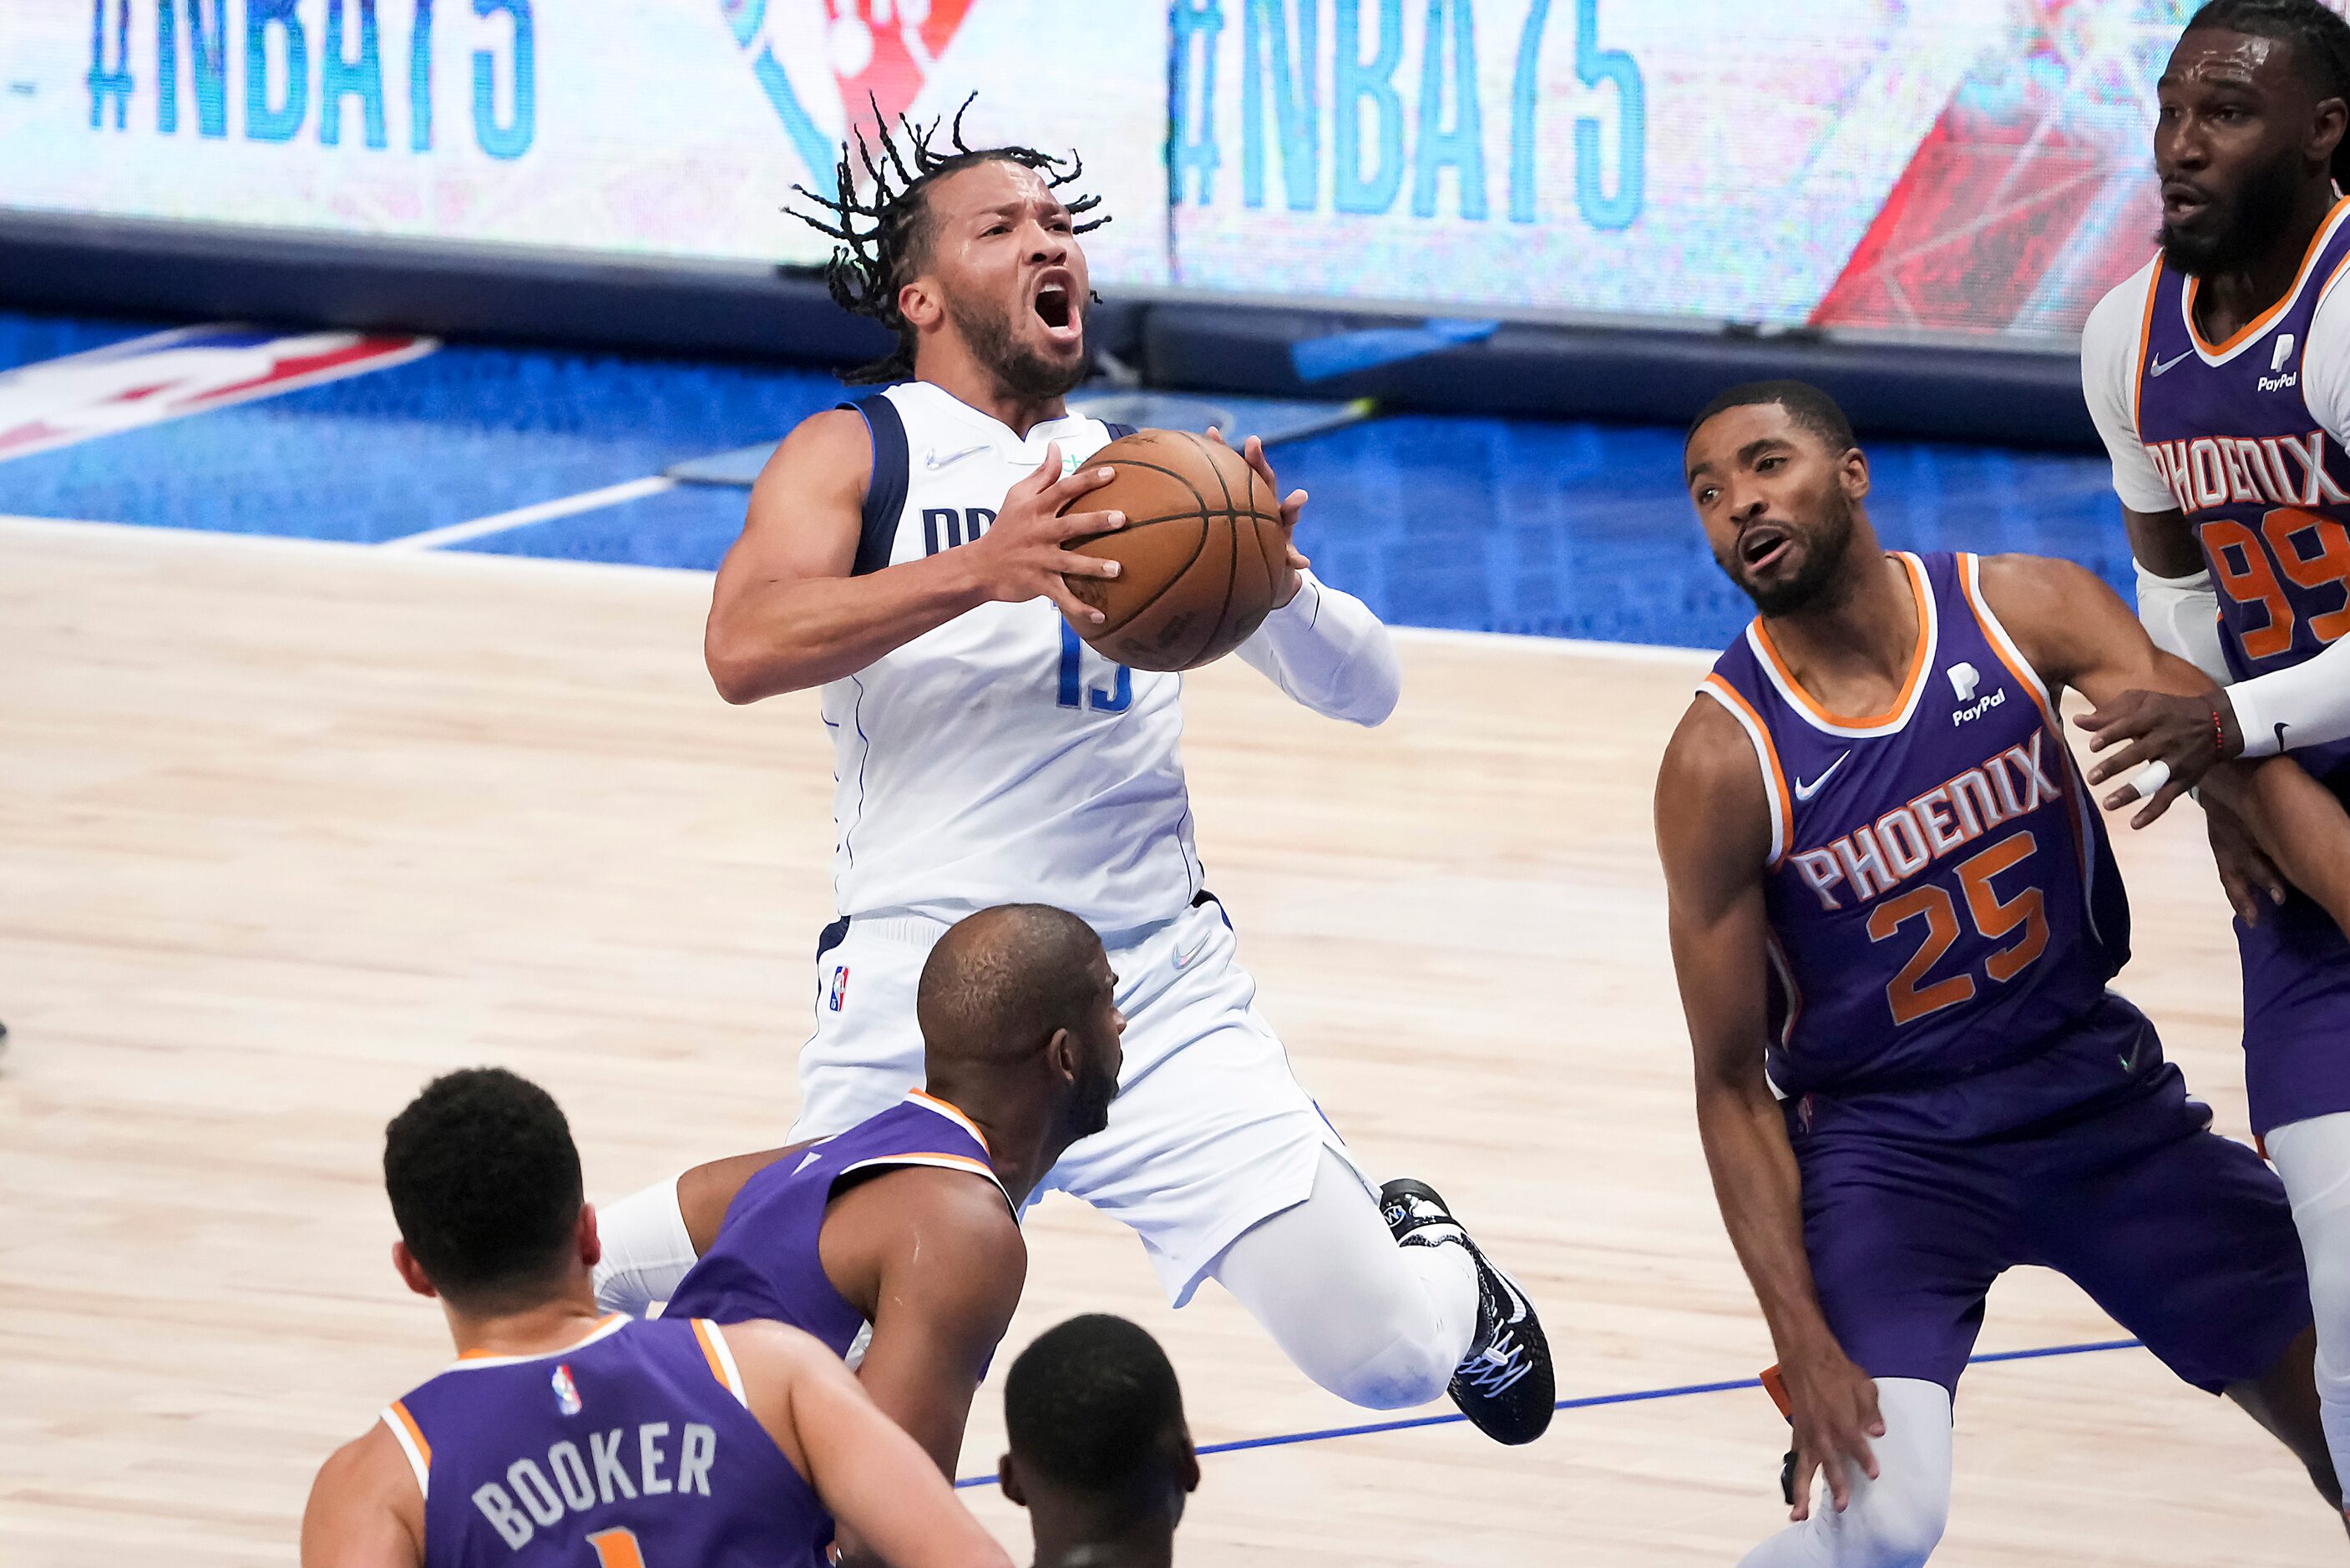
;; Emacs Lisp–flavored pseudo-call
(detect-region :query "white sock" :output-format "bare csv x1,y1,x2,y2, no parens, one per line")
590,1174,696,1317
1210,1149,1479,1409
1739,1377,1952,1568
2264,1111,2350,1505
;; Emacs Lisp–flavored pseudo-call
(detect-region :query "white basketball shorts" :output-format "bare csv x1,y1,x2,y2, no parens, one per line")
789,893,1371,1306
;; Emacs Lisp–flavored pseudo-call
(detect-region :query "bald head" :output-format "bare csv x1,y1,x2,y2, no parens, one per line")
918,904,1109,1070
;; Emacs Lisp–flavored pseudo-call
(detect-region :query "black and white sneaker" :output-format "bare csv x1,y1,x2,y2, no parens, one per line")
1380,1177,1555,1445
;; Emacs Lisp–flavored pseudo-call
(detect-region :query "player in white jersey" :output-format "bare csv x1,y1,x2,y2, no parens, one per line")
590,106,1554,1444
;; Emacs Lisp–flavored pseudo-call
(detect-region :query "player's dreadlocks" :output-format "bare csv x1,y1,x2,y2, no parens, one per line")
2186,0,2350,192
789,96,1108,385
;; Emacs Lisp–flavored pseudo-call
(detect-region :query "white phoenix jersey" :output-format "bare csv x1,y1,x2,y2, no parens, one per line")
823,381,1201,934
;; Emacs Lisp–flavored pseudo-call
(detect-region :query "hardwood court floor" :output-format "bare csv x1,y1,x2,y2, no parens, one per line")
1,516,2337,1564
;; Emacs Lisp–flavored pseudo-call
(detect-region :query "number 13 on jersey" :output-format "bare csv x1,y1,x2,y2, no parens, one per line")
1058,622,1132,713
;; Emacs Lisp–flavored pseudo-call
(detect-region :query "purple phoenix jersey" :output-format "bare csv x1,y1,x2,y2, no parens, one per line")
1705,551,2138,1141
662,1090,1011,1350
2132,200,2350,1133
1704,553,2310,1396
382,1315,829,1567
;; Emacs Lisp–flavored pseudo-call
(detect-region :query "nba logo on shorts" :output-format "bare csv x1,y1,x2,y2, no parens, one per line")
550,1363,582,1416
829,966,851,1013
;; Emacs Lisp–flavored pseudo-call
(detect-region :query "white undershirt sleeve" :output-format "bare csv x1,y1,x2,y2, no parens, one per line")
2228,643,2350,755
2080,264,2181,515
2221,268,2350,756
1236,570,1401,726
2135,564,2230,684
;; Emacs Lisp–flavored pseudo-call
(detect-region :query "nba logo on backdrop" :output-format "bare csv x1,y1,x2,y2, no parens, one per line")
828,966,851,1013
0,325,433,464
724,0,977,192
550,1364,582,1416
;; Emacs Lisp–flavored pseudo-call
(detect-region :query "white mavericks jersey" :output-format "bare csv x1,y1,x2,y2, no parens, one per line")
822,380,1203,935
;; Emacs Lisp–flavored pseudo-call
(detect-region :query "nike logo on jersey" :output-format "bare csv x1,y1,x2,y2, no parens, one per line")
2148,348,2195,377
1172,933,1211,970
924,443,990,470
1793,753,1851,802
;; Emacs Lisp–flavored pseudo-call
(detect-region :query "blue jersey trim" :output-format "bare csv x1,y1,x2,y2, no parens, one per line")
841,395,909,577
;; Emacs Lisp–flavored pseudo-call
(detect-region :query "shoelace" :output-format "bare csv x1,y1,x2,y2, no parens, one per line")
1455,1328,1534,1397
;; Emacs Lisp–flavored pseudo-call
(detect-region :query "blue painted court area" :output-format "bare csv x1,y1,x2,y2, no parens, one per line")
0,310,2132,651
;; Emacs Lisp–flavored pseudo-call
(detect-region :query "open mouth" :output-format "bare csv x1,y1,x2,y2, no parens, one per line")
1740,523,1793,572
2161,180,2211,224
1031,272,1081,342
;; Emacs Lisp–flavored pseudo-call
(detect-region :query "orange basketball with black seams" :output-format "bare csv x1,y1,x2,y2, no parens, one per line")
1060,429,1289,673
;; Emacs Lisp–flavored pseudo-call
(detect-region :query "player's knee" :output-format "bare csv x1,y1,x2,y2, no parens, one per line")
2305,1241,2350,1331
1314,1330,1453,1409
1839,1464,1948,1567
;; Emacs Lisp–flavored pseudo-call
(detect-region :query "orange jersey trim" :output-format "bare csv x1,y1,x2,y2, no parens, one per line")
691,1318,730,1388
1751,554,1932,732
456,1314,625,1363
2130,260,2162,435
1953,555,2059,735
1699,673,1793,867
906,1089,992,1156
1956,554,2094,883
2186,195,2350,357
387,1399,431,1467
689,1318,747,1404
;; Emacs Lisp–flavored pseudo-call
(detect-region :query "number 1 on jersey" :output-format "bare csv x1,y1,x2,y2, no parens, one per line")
586,1527,648,1568
1057,623,1132,713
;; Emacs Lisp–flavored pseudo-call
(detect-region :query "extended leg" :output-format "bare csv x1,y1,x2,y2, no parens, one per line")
1207,1148,1480,1410
2258,1110,2350,1517
2226,1324,2345,1515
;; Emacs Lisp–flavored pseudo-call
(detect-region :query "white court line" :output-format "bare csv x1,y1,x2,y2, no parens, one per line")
380,475,675,552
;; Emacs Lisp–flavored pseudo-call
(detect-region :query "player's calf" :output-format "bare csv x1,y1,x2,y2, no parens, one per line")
1381,1178,1556,1445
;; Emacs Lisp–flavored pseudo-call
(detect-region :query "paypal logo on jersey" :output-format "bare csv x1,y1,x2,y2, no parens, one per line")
2260,332,2300,393
1947,661,2005,726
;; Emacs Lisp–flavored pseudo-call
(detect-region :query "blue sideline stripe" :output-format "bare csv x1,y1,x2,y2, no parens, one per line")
950,1338,2143,1489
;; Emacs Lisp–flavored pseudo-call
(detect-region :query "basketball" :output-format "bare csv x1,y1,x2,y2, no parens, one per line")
1061,429,1288,673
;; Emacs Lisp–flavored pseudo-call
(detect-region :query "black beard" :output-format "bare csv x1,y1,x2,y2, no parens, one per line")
946,293,1086,401
1719,488,1857,617
1066,1061,1117,1142
2160,149,2303,277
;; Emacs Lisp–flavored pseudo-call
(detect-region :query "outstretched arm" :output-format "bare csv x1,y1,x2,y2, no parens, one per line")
1212,430,1401,726
1980,554,2350,932
299,1426,423,1568
705,411,1126,702
1655,697,1881,1519
727,1320,1012,1568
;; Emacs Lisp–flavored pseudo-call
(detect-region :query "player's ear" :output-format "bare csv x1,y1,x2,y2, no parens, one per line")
1175,1425,1201,1495
997,1453,1027,1507
576,1202,602,1271
1840,444,1871,503
899,276,944,332
392,1241,439,1300
1045,1025,1078,1085
2311,94,2347,169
